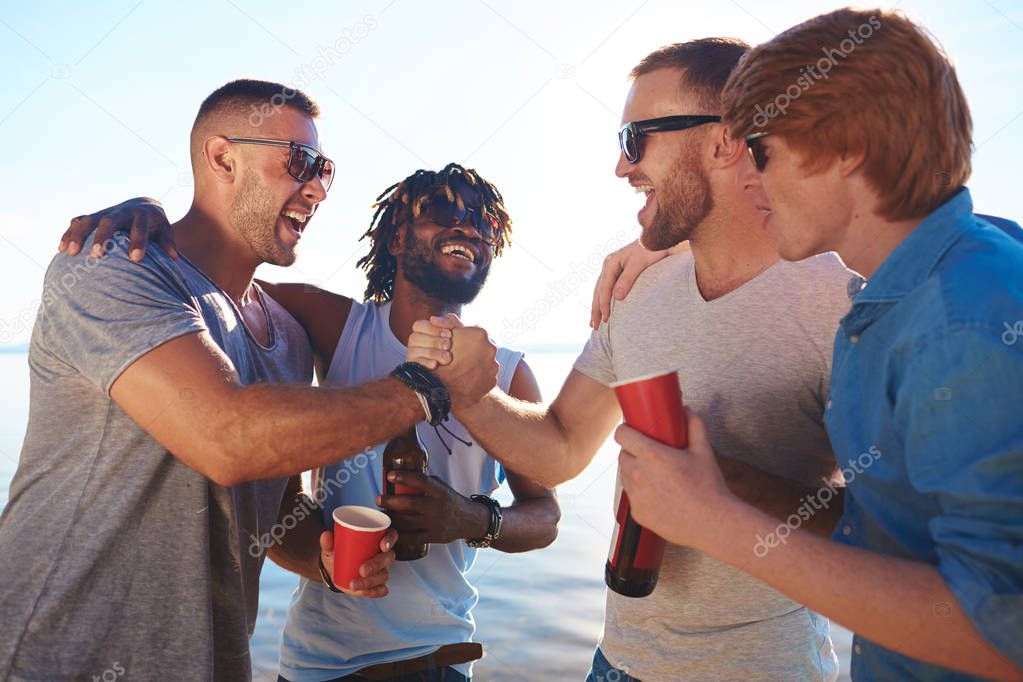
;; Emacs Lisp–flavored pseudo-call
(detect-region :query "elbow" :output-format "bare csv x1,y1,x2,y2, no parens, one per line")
536,473,567,489
539,499,562,548
540,522,560,549
207,462,245,488
205,383,287,486
189,441,246,487
535,453,582,489
191,405,251,487
537,440,578,488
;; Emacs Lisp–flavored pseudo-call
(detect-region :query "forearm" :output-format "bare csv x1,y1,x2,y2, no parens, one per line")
268,492,326,582
710,501,1023,680
718,456,843,537
218,377,421,484
491,496,560,553
457,391,592,488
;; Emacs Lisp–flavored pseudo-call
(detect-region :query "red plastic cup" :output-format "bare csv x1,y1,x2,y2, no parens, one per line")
332,505,391,590
611,370,687,449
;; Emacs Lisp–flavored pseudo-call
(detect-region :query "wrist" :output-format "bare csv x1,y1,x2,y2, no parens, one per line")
390,362,451,425
464,496,491,540
466,494,503,548
317,555,344,593
453,389,492,420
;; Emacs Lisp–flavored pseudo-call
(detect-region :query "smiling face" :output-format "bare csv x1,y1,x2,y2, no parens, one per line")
394,181,495,304
228,107,327,267
736,134,853,261
615,69,716,250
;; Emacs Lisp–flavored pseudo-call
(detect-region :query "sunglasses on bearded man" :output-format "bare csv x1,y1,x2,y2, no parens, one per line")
618,115,721,164
224,136,335,191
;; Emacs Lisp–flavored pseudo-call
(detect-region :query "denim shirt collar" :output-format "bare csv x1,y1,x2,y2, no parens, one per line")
841,188,973,335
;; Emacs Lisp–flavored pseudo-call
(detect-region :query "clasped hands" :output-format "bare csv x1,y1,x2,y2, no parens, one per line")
405,314,740,553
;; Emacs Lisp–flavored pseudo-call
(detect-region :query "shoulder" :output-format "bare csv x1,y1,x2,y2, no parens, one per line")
975,213,1023,240
934,217,1023,327
637,249,693,290
41,232,187,307
612,250,693,315
45,232,176,280
495,344,526,379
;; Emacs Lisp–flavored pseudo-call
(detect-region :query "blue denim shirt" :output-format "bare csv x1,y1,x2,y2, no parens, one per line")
825,189,1023,681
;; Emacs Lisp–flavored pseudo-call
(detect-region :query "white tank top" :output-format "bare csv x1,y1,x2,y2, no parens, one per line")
279,300,522,681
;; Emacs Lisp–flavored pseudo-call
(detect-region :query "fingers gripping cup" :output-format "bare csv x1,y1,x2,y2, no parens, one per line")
607,370,688,597
332,506,391,591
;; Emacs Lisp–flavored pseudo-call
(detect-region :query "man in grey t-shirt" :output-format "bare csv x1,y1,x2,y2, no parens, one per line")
408,40,853,680
0,80,497,681
572,250,850,680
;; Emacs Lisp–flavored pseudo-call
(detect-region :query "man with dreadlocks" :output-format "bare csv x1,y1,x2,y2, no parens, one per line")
261,162,560,682
61,162,560,682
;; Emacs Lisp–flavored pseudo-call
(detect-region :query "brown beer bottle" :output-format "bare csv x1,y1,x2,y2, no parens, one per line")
382,425,429,561
605,489,666,597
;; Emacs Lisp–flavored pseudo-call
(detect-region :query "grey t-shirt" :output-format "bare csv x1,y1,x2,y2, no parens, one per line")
574,250,853,681
0,233,313,681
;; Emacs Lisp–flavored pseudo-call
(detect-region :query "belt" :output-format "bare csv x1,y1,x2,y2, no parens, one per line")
353,643,483,680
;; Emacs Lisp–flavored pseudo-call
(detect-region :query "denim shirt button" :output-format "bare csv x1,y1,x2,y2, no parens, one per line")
850,334,860,344
854,643,862,655
842,524,852,536
826,398,832,411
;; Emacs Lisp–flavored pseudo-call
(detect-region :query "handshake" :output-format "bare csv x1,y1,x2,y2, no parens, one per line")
407,314,498,411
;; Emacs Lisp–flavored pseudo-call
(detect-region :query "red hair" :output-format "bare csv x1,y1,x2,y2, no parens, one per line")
722,8,972,220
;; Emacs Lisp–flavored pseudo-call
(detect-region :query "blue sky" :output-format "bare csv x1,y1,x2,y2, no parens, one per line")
1,0,1021,349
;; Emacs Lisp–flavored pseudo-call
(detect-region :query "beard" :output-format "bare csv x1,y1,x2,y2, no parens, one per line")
400,226,490,304
641,150,713,251
231,169,296,267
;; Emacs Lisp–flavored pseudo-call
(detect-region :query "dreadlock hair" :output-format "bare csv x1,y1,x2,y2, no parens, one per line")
356,163,512,303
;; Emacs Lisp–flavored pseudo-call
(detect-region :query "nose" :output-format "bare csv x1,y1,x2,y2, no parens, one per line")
451,219,484,243
614,151,632,178
302,174,328,205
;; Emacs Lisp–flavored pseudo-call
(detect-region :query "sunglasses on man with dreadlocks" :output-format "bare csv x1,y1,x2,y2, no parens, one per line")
356,163,512,305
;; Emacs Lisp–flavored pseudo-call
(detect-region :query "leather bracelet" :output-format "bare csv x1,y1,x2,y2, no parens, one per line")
467,494,502,548
390,362,451,426
318,555,344,593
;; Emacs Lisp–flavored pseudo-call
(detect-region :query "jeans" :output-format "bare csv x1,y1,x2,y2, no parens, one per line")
278,668,467,682
584,648,641,682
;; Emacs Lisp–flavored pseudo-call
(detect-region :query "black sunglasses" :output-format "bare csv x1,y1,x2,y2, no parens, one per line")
618,115,721,164
420,191,503,246
746,132,770,172
225,137,335,191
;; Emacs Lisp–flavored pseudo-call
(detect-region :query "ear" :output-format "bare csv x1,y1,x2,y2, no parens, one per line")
387,224,406,257
838,148,867,178
709,125,746,169
201,136,236,185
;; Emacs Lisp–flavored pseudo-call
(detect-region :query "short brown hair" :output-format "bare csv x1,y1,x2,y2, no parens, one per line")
722,8,972,220
194,78,319,129
631,38,750,110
